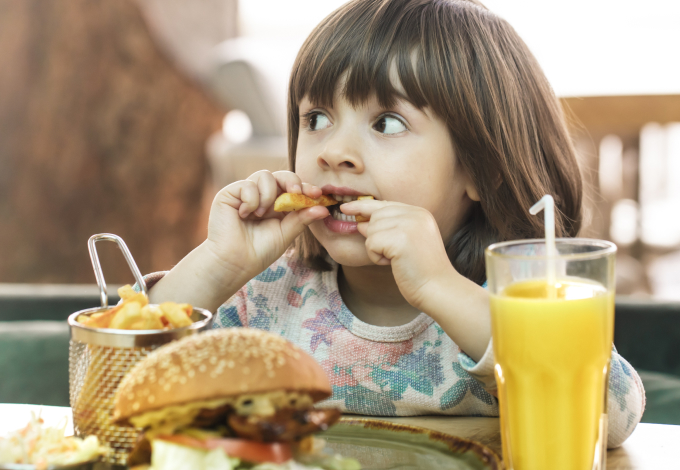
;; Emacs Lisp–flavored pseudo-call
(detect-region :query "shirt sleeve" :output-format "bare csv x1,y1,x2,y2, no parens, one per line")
606,349,646,448
457,341,497,394
459,341,645,449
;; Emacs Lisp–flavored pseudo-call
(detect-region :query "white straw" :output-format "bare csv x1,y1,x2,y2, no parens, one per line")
530,195,557,295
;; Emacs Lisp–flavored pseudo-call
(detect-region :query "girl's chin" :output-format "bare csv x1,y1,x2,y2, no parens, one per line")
328,250,373,267
310,221,373,267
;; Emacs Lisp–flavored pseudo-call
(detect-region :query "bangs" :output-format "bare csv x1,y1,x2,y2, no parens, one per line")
290,0,442,112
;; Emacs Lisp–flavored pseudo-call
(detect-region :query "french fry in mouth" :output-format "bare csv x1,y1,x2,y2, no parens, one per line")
273,193,337,212
274,192,375,223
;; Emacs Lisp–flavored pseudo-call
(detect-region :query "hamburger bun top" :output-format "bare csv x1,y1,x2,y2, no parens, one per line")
113,328,331,422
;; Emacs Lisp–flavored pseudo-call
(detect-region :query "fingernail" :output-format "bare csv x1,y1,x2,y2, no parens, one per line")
255,207,266,217
293,184,301,193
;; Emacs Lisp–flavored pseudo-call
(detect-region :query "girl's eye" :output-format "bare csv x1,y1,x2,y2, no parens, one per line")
373,115,407,135
307,112,331,131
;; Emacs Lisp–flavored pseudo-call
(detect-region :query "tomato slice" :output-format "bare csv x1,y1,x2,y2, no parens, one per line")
156,435,293,464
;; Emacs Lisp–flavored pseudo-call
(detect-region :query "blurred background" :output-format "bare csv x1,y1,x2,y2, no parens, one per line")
1,0,679,422
2,0,680,298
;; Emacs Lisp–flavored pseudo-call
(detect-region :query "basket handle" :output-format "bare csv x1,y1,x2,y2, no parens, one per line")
88,234,148,308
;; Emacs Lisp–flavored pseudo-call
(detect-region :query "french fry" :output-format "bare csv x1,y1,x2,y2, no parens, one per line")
355,196,374,222
273,193,337,212
178,303,193,318
109,301,143,329
121,292,149,308
130,305,164,330
83,305,122,329
159,302,193,328
142,305,164,330
117,284,137,300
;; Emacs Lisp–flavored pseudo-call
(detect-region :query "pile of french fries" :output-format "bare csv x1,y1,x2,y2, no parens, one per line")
78,285,193,330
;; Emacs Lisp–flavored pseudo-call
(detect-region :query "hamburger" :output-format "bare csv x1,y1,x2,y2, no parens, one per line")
113,328,357,470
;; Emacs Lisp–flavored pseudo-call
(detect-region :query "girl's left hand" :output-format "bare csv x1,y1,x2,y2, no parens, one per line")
340,199,458,312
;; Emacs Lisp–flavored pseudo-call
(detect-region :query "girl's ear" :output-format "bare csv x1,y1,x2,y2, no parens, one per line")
466,173,502,202
465,181,481,202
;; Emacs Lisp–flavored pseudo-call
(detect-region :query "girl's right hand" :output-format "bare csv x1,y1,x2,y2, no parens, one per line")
204,170,329,282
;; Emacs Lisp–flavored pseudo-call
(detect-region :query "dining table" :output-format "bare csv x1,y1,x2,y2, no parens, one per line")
1,403,678,469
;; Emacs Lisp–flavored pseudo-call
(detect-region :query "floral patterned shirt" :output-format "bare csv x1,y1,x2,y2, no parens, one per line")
145,251,644,448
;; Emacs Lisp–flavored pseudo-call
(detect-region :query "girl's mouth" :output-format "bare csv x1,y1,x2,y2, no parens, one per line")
322,194,368,233
323,211,358,233
319,190,374,233
329,204,357,222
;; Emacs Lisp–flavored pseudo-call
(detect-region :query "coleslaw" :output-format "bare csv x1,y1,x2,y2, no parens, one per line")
0,412,108,469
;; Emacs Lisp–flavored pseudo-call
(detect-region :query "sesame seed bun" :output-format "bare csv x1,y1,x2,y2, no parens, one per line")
113,328,332,423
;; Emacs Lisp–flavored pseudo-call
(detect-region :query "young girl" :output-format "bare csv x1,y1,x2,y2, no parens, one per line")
146,0,644,448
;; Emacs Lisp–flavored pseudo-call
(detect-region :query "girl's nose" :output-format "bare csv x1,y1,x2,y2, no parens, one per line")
317,139,365,173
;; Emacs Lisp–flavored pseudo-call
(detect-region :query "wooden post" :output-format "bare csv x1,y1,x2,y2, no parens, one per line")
0,0,226,284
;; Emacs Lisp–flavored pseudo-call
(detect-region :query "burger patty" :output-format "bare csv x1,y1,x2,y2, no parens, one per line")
127,406,341,464
192,403,233,428
191,404,341,442
228,408,342,442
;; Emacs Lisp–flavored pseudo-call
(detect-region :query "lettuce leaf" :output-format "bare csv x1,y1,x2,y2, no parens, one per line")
149,439,360,470
151,440,240,470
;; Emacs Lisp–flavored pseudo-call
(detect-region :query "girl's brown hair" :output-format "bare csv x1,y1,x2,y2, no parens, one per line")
287,0,582,285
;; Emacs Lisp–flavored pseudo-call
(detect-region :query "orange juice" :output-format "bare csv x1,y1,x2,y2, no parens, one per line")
491,279,614,470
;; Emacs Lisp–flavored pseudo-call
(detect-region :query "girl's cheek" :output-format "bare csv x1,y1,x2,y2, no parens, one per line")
294,151,318,179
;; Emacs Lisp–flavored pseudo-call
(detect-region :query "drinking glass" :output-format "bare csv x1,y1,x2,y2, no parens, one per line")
486,238,616,470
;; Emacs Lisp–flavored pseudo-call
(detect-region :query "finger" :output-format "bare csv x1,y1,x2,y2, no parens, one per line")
357,221,369,237
365,245,389,265
301,182,322,198
365,231,398,266
365,216,401,237
279,206,329,246
364,234,391,265
248,171,279,217
216,180,259,214
271,171,304,194
254,205,286,220
341,199,406,219
356,216,399,238
235,181,260,218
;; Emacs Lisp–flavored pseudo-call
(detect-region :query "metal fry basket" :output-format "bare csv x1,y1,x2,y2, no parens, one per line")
68,234,214,464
